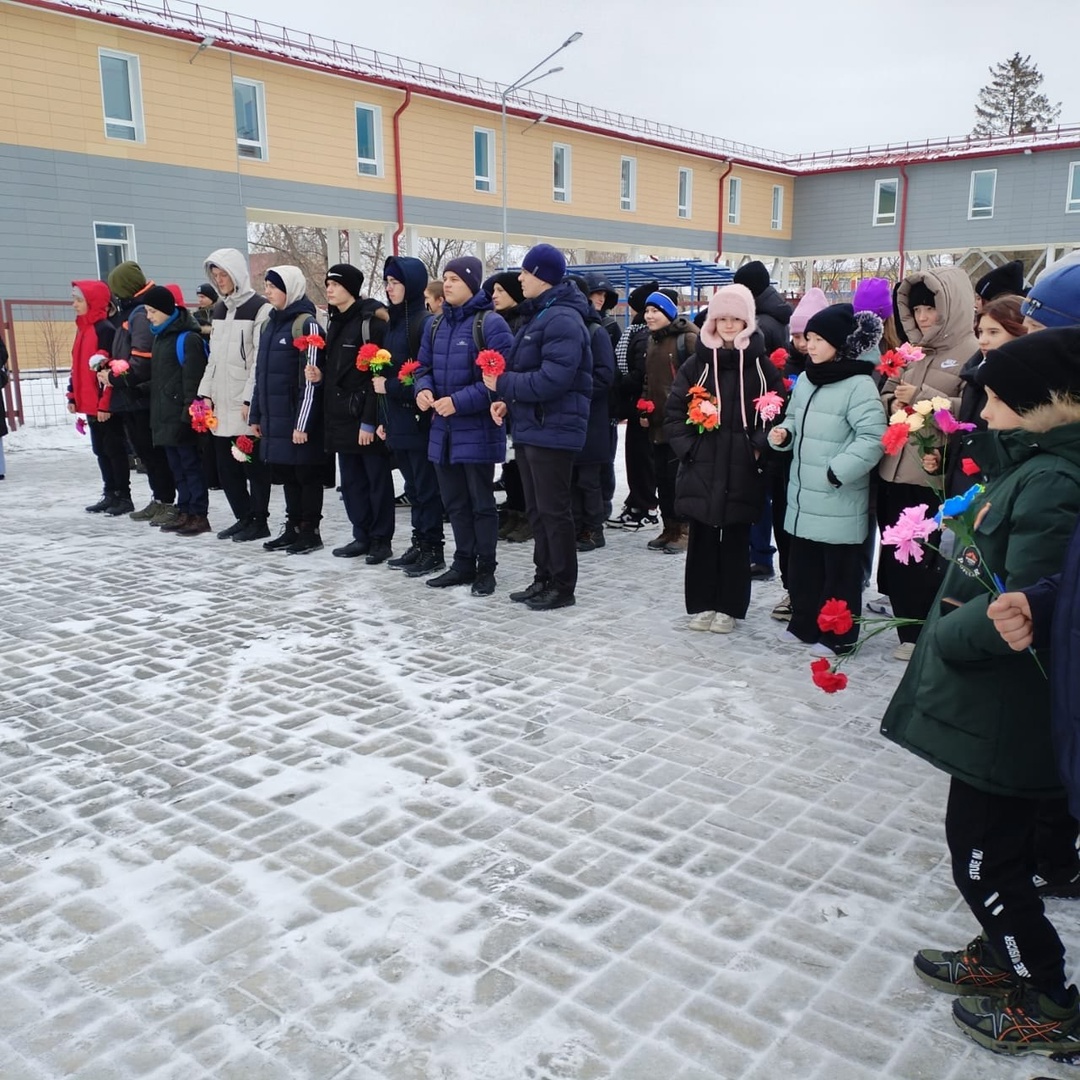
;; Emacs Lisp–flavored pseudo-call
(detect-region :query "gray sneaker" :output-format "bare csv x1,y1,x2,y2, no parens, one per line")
130,499,161,521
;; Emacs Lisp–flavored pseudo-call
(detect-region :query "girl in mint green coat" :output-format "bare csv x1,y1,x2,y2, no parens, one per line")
768,305,886,653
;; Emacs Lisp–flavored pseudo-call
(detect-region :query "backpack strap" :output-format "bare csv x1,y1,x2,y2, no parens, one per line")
429,313,444,349
676,332,688,366
472,311,490,352
176,331,189,366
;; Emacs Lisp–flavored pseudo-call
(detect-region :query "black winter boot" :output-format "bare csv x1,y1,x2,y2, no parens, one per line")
404,544,446,578
387,535,421,569
286,523,324,555
105,492,135,516
85,491,114,513
427,559,475,588
471,557,497,596
365,539,393,565
264,522,299,551
233,516,271,542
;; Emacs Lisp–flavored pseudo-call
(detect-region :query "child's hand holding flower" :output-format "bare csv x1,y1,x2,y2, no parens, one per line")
768,427,789,447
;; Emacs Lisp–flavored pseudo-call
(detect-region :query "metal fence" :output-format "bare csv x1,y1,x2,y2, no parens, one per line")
2,298,76,431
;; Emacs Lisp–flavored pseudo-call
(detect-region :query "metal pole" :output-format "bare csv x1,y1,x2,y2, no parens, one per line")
500,93,509,268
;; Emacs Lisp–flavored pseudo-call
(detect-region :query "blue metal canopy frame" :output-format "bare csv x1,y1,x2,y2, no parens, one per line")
567,259,735,322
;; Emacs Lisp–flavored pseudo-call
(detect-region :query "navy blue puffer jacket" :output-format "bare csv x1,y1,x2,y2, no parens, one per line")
414,289,513,465
497,280,592,452
382,256,431,452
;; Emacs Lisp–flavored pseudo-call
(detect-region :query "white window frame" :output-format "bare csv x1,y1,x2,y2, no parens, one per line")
678,167,693,219
474,127,495,193
968,169,997,220
873,178,899,226
354,102,383,177
1067,162,1080,213
771,185,784,230
233,77,268,160
620,156,637,212
552,143,571,203
727,176,741,226
98,48,144,143
93,222,136,280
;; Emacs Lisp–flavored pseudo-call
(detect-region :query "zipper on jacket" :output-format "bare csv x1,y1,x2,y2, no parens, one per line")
791,384,822,536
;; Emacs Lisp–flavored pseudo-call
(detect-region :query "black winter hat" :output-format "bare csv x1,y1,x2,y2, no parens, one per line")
196,283,218,302
733,260,771,298
141,284,177,317
804,303,857,350
326,263,365,301
976,259,1026,301
483,272,525,305
627,279,660,315
975,328,1080,414
907,280,936,309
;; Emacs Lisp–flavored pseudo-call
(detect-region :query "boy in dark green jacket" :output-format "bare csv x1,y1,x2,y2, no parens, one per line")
880,328,1080,1058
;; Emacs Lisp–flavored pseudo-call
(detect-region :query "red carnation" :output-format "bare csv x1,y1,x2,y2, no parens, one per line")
235,434,255,454
293,333,325,351
356,342,379,372
961,457,981,476
784,376,795,392
810,657,848,694
881,423,910,456
635,398,655,415
398,359,422,387
769,348,788,370
817,598,854,636
476,349,506,378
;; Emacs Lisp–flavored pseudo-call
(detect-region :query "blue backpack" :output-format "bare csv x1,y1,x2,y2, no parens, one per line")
176,330,210,366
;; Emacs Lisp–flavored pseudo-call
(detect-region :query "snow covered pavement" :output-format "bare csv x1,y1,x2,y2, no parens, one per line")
3,433,1078,1080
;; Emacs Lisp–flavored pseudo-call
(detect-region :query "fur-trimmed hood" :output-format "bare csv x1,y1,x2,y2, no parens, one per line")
1018,395,1080,435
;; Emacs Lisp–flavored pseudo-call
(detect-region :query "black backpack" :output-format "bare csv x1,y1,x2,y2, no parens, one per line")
429,310,493,353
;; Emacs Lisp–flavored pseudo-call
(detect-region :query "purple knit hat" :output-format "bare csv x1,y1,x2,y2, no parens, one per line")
852,278,893,321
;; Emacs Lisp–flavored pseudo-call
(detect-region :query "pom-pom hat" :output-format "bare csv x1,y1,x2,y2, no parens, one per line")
805,304,883,360
699,284,757,351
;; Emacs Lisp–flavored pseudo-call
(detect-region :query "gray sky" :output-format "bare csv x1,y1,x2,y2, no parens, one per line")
215,0,1080,153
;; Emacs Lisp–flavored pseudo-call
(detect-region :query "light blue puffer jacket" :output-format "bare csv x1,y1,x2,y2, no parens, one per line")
776,365,886,544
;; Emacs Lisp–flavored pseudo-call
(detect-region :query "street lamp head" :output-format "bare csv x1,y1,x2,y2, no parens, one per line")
564,31,583,46
547,66,564,76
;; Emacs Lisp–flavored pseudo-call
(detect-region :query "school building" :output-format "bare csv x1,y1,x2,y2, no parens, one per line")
2,0,1080,307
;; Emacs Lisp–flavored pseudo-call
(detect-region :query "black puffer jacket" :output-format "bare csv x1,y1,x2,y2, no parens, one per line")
663,337,784,527
755,285,793,353
106,297,155,412
322,298,388,455
148,308,208,447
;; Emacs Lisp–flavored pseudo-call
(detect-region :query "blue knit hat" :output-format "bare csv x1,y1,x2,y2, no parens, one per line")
443,256,483,295
644,291,678,321
1022,262,1080,329
522,243,566,286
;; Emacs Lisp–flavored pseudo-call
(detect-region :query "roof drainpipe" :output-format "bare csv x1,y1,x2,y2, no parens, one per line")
716,161,733,263
897,163,910,279
391,86,413,256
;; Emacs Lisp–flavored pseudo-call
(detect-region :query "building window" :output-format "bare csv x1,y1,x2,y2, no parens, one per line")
473,128,495,192
873,178,898,226
233,78,267,160
969,169,997,219
355,103,383,177
678,167,693,219
98,49,144,142
552,143,571,203
1068,162,1080,213
94,223,136,280
771,185,784,230
727,177,741,225
620,156,636,212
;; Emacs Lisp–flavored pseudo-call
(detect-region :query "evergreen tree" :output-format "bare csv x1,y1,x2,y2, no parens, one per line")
973,53,1061,137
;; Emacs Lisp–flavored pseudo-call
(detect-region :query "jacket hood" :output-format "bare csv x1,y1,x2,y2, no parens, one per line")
897,266,977,353
73,279,111,324
1018,397,1080,437
967,401,1080,475
266,265,308,308
204,248,253,303
539,279,592,321
383,256,428,306
755,284,792,326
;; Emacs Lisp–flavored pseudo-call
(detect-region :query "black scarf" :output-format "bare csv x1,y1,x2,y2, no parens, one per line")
802,358,876,386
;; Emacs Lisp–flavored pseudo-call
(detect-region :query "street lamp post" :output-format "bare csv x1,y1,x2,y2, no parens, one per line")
500,32,582,269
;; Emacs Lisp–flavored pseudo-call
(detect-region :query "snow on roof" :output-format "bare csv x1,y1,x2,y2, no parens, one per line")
43,0,1080,173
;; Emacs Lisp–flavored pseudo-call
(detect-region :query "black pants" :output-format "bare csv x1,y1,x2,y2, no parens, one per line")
339,451,395,544
396,446,444,545
946,778,1067,996
213,434,252,521
122,410,174,503
164,443,208,515
89,415,130,496
278,463,325,525
246,456,273,521
684,520,751,619
601,425,618,520
877,480,945,643
572,462,604,532
501,459,526,513
623,420,656,512
652,441,682,524
787,536,864,651
517,443,577,594
769,468,792,590
434,461,498,569
197,431,218,490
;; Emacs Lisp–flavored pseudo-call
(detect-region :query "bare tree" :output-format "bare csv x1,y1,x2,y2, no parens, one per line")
248,223,329,305
417,236,473,280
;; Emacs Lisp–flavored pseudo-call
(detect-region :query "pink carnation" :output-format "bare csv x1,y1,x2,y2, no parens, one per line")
933,408,977,436
881,504,938,565
753,390,785,423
